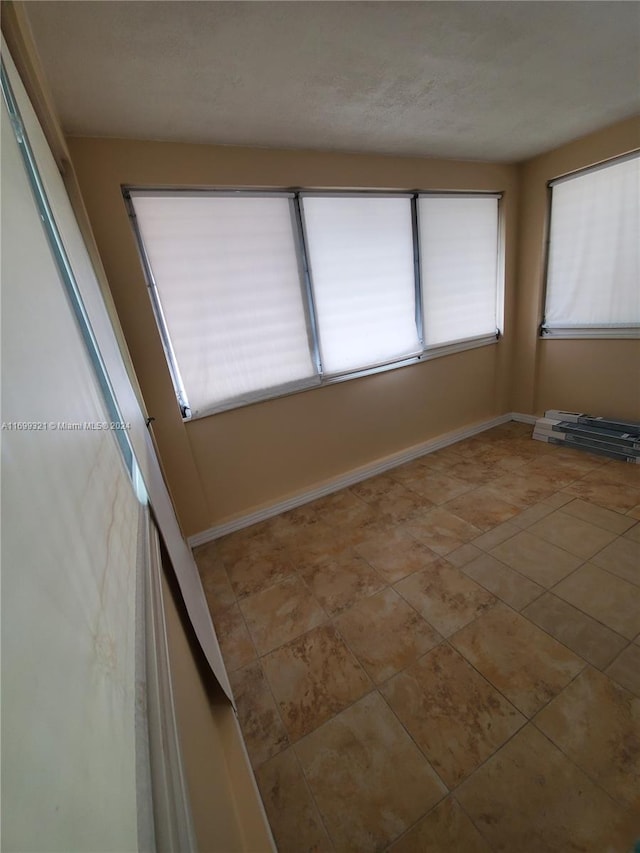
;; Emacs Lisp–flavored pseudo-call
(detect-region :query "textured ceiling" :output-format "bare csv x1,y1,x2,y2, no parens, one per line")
24,1,640,162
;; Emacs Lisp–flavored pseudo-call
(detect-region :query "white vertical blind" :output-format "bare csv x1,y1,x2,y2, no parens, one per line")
545,155,640,330
419,196,499,346
301,195,421,374
130,194,317,414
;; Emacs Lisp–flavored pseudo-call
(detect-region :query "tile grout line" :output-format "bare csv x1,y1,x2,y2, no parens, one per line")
200,430,639,848
453,791,501,852
545,559,639,641
528,705,638,816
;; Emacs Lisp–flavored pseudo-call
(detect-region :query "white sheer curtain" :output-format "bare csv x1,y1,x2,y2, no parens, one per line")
301,195,421,374
545,154,640,331
418,195,499,347
131,193,317,414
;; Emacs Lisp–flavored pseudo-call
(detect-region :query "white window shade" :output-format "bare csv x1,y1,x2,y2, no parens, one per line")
130,194,317,415
301,196,421,374
545,155,640,332
418,196,499,347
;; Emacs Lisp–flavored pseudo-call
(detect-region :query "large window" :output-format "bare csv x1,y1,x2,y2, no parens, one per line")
127,189,502,418
542,152,640,338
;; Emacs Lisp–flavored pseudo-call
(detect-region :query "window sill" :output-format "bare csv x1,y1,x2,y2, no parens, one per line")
184,333,500,421
540,326,640,340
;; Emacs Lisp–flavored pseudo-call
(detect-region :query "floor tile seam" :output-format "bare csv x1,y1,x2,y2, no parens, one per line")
573,463,640,488
388,454,452,488
319,568,394,618
361,684,452,797
559,497,639,533
252,581,388,663
439,489,525,523
239,562,331,605
443,625,551,724
478,481,558,511
245,605,333,659
226,554,309,600
358,634,450,693
388,570,488,639
458,552,549,609
538,582,634,651
622,520,640,539
350,475,439,507
209,589,262,673
438,636,531,730
341,487,377,513
524,661,588,724
379,790,452,853
398,470,478,502
510,509,557,531
547,565,640,639
396,523,459,561
553,505,635,541
389,549,460,585
229,526,447,649
414,503,489,542
472,525,522,553
588,555,640,589
229,598,296,762
339,546,401,592
603,638,639,693
447,601,595,715
478,533,586,589
328,594,451,694
520,517,618,563
234,566,331,618
325,612,379,680
528,710,638,816
452,792,500,852
448,718,541,802
561,485,640,515
288,679,379,757
389,574,454,619
516,601,617,675
353,550,435,588
285,744,339,852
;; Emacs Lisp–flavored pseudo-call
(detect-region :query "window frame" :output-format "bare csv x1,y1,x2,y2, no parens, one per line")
124,186,504,420
540,150,640,340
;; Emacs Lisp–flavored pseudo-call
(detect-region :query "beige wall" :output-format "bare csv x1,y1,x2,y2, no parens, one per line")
513,116,640,420
161,561,272,852
68,137,519,535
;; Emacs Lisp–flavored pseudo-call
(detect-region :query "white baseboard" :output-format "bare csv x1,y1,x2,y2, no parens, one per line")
510,411,537,424
188,411,534,547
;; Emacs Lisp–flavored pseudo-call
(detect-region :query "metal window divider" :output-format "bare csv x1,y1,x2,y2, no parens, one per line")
123,191,192,418
410,194,426,349
291,193,324,378
1,59,140,478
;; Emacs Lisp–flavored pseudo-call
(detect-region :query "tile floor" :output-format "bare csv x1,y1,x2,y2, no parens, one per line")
194,421,640,853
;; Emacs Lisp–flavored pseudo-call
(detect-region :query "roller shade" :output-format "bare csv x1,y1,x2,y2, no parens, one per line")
130,193,318,415
301,195,422,374
544,154,640,332
418,195,500,347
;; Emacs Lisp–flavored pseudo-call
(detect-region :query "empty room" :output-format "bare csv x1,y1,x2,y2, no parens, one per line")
2,1,639,851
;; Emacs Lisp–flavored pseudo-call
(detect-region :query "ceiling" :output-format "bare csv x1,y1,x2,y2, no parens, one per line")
24,1,640,163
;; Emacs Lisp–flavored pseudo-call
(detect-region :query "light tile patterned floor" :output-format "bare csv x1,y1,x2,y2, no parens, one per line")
194,421,640,853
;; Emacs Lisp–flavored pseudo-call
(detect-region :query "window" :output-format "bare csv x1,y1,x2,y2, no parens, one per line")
542,152,640,338
127,189,502,418
300,195,421,373
418,195,500,346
